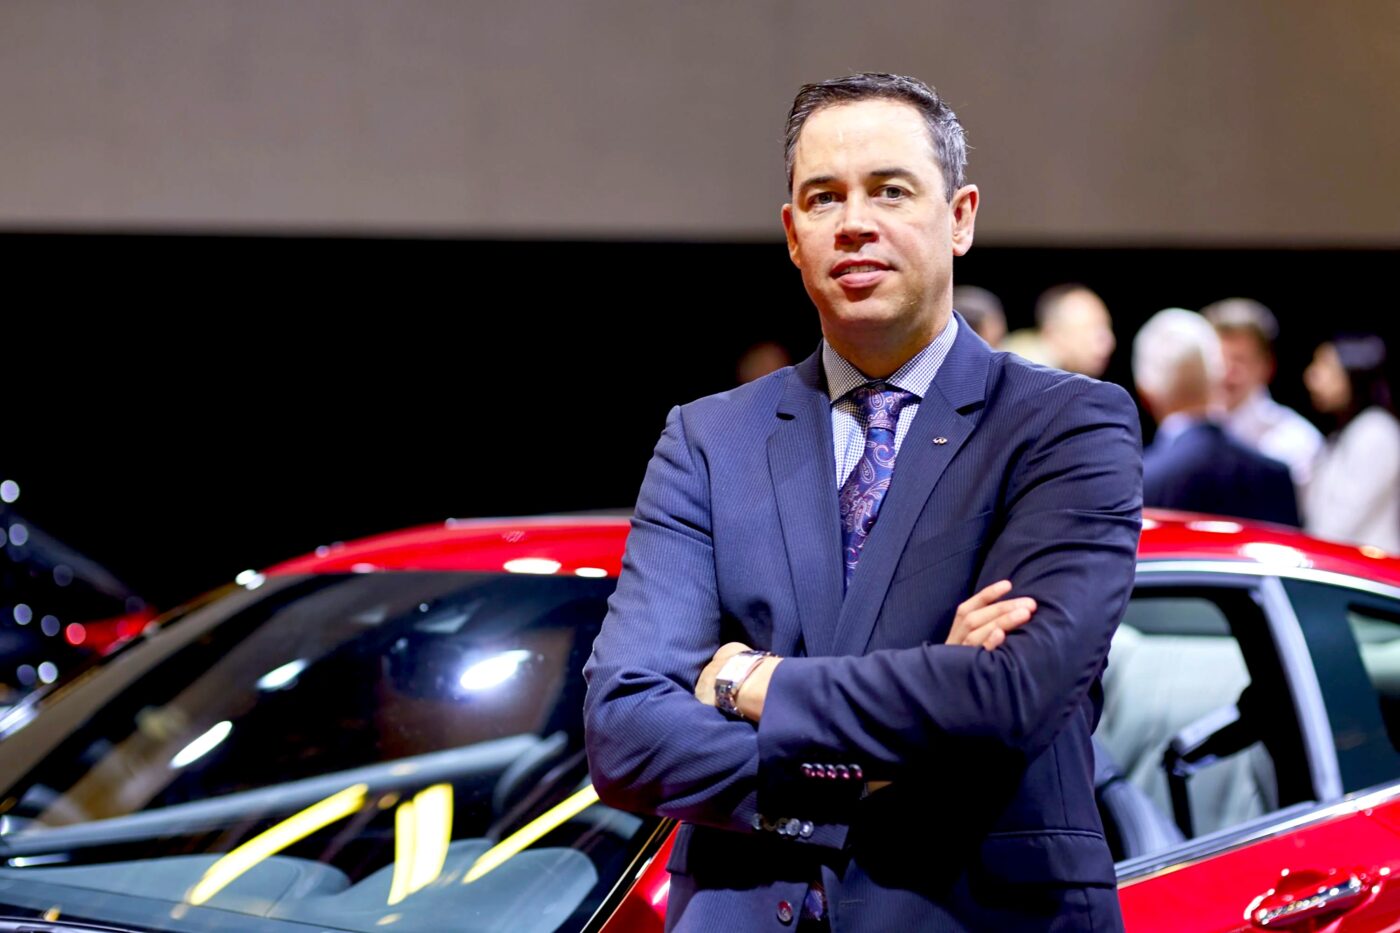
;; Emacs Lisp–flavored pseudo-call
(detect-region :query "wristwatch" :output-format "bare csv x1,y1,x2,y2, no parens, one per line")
714,650,774,718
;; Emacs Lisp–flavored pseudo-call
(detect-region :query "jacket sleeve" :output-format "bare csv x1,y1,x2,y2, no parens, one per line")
583,404,849,848
755,379,1144,781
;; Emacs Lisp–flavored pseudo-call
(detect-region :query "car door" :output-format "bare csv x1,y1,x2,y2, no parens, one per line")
1115,565,1400,932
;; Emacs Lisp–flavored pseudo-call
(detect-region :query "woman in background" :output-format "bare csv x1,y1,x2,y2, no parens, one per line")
1302,334,1400,553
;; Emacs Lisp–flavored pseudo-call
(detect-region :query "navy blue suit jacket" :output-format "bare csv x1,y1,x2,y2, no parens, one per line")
1143,421,1299,527
584,320,1143,932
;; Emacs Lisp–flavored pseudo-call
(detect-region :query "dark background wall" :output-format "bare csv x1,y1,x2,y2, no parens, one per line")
6,233,1394,607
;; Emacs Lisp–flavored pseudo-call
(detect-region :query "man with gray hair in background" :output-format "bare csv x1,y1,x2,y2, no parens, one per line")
1134,308,1299,526
1202,298,1323,490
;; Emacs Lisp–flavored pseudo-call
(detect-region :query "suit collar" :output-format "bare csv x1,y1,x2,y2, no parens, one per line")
770,348,844,656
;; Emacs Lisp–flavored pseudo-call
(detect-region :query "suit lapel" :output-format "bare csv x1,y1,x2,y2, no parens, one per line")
768,351,844,658
831,320,993,657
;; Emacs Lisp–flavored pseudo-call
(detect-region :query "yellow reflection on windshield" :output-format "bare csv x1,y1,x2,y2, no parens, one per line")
387,784,454,905
463,784,598,884
187,784,368,905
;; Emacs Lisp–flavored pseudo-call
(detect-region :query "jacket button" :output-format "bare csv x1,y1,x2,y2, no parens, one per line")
801,763,815,778
824,765,838,779
752,813,764,830
836,765,850,780
777,900,794,924
800,820,814,838
850,764,863,780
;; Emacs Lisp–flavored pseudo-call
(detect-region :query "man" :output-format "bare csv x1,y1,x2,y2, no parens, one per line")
1000,284,1116,377
1036,284,1117,378
1201,298,1323,490
584,73,1142,932
1134,308,1299,526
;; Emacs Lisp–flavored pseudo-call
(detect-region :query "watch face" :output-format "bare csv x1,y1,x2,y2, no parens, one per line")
716,652,764,716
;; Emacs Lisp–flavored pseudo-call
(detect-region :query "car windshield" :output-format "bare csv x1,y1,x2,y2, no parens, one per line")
0,571,658,933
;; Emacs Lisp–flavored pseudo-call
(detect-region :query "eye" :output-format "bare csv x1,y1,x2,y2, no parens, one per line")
878,185,906,200
809,191,837,208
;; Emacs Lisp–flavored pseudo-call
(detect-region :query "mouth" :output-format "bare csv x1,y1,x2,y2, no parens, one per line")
832,260,891,289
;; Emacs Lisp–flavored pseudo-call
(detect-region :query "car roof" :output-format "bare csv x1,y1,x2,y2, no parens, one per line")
263,509,1400,588
1136,509,1400,585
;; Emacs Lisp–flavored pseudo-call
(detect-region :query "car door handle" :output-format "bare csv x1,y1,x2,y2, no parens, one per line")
1246,868,1372,928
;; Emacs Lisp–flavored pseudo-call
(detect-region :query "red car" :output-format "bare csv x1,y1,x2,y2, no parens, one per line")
0,511,1395,932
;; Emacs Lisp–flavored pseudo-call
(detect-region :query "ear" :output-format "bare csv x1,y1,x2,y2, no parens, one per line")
781,202,801,268
949,184,979,257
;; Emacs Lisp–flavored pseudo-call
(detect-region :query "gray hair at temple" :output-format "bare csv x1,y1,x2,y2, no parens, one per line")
1133,308,1224,407
784,73,968,202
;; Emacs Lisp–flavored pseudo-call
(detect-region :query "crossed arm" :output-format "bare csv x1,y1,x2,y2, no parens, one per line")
582,380,1142,844
694,579,1037,720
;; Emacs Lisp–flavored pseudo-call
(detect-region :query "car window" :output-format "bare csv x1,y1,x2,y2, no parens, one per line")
0,572,657,933
1097,584,1312,858
1286,578,1400,793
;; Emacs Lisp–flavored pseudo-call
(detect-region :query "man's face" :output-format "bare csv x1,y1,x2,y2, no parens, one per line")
1217,331,1274,411
781,100,977,355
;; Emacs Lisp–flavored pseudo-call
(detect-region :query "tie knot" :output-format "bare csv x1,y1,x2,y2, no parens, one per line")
852,382,913,429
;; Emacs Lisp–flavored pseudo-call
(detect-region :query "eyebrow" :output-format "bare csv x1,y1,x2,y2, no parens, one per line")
797,168,919,196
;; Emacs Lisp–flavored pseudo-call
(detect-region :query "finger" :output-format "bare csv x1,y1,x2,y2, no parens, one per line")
958,597,1036,632
964,619,1016,650
962,616,1002,647
959,607,1031,647
955,579,1013,615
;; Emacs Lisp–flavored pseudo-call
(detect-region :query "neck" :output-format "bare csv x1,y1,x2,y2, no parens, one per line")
824,311,949,379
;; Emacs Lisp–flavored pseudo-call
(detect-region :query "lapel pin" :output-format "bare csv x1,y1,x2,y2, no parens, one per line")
933,436,948,445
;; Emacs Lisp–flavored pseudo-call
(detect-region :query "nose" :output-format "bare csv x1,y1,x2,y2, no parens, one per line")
836,194,878,242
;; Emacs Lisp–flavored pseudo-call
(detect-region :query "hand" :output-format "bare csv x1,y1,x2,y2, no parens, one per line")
695,642,754,706
946,580,1036,651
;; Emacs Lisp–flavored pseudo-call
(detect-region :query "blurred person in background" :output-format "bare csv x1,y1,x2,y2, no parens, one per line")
1302,335,1400,553
951,284,1006,347
1001,283,1116,377
1202,298,1322,490
736,340,793,384
1134,308,1299,526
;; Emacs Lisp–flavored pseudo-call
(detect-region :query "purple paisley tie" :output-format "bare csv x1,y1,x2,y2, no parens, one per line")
838,382,914,590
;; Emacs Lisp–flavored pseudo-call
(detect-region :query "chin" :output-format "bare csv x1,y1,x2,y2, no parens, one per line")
822,299,905,330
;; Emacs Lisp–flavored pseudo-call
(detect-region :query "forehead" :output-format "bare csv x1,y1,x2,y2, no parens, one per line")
1218,329,1270,357
792,99,939,178
1060,291,1109,322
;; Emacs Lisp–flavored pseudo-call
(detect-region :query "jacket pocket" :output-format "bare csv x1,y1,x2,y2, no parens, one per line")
976,829,1117,887
892,510,993,584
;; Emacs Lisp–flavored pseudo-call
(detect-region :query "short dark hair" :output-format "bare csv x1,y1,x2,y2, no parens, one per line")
784,73,967,201
1201,298,1279,357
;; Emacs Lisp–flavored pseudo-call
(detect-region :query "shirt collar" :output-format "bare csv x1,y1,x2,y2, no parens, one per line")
822,315,959,406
